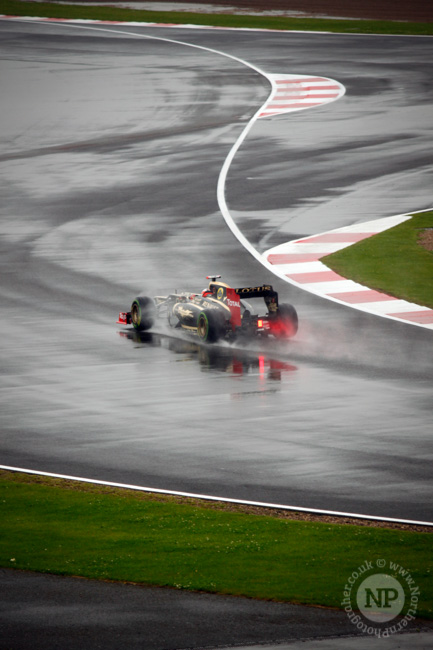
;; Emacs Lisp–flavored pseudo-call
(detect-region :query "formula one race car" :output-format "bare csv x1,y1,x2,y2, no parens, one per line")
117,276,298,343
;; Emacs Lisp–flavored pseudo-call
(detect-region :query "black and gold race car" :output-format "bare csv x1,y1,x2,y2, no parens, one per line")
117,276,298,344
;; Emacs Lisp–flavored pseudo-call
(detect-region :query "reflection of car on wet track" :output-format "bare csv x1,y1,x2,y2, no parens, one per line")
119,329,298,380
118,275,298,343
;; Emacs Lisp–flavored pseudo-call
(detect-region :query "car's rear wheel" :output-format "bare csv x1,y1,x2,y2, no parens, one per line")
197,309,225,343
272,303,298,338
131,296,155,331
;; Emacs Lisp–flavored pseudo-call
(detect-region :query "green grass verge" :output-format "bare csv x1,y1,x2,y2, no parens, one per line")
1,472,432,618
322,212,433,309
1,0,432,35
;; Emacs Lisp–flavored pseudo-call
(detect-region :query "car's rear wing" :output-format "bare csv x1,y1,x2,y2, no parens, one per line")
225,285,280,328
233,285,277,299
233,285,279,315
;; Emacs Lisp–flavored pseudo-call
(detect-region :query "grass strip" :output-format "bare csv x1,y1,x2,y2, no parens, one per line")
1,0,432,35
1,471,432,617
322,212,433,309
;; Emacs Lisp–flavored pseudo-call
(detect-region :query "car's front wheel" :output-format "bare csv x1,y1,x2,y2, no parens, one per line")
131,296,155,331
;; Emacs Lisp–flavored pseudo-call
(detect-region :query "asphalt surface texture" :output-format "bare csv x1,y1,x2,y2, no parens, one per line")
0,10,432,650
2,568,432,649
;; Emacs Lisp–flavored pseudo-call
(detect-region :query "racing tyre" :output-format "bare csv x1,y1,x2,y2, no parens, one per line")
197,310,225,344
273,303,298,338
131,296,155,331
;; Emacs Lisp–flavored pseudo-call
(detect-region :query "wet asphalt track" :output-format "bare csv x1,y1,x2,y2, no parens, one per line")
0,20,432,525
1,18,433,650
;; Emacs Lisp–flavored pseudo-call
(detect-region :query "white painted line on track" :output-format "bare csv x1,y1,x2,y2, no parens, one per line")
2,16,269,78
1,465,432,527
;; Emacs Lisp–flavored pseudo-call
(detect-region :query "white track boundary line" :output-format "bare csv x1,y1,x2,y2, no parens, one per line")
0,17,269,77
1,465,432,527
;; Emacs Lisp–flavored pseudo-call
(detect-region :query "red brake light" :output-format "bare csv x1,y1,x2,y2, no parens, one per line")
257,319,263,328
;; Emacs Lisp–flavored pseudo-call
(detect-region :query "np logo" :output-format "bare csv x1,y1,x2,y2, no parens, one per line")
365,587,398,608
342,560,420,637
357,574,405,622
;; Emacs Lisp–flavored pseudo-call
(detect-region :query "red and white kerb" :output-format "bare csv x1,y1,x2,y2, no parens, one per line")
263,214,433,330
259,74,345,119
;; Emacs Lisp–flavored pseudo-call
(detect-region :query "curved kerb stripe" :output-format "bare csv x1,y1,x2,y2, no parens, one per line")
1,465,432,527
263,209,433,330
258,74,345,117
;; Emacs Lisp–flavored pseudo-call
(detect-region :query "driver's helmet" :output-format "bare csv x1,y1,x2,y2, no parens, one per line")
202,279,229,301
202,284,213,297
202,281,218,298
